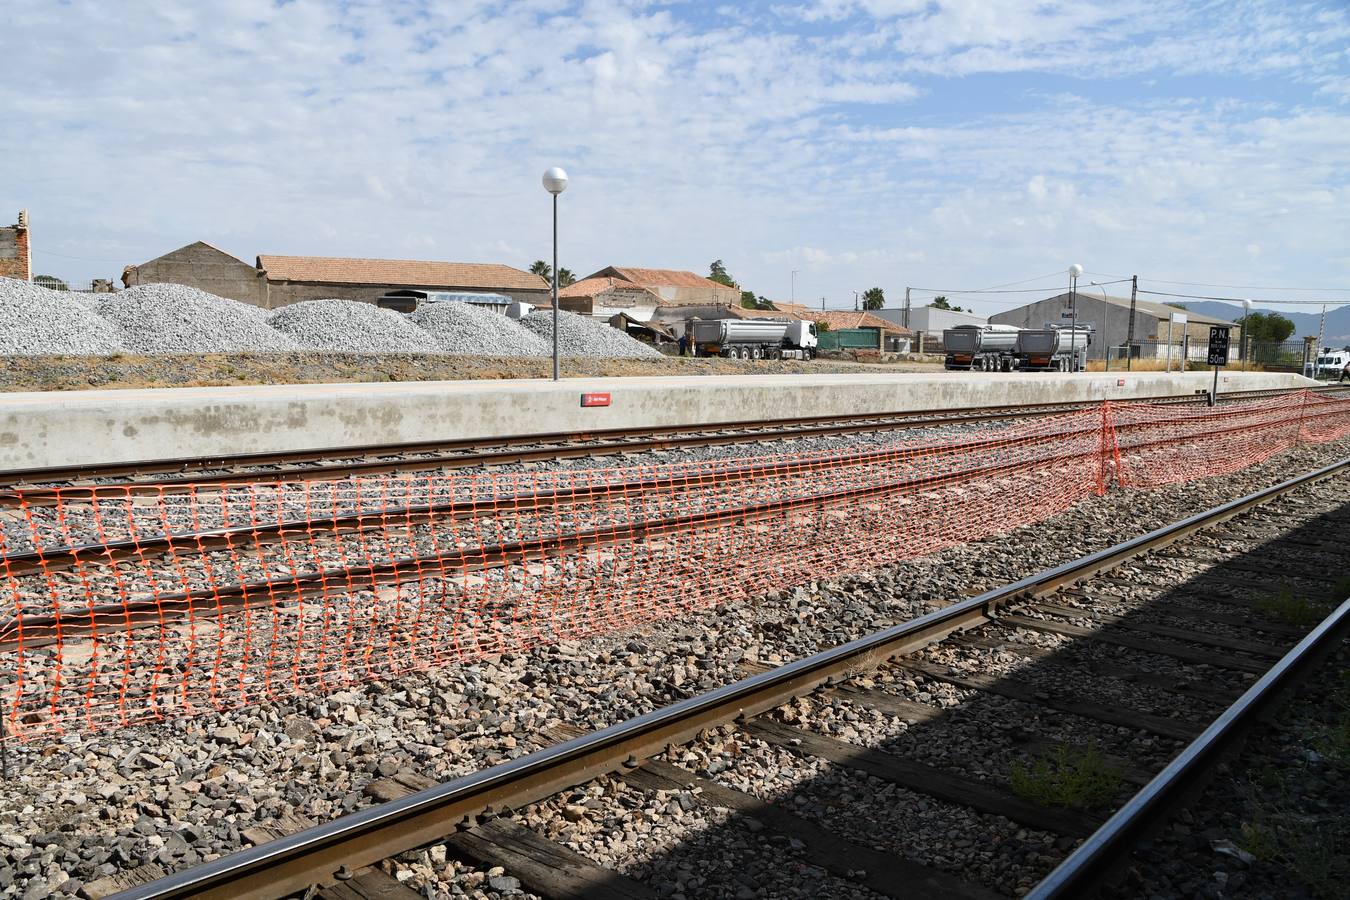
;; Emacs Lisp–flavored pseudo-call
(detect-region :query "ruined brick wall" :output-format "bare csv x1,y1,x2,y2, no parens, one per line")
0,210,31,281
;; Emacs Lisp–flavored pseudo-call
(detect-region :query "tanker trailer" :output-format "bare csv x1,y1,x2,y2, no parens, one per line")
689,319,818,360
943,324,1021,371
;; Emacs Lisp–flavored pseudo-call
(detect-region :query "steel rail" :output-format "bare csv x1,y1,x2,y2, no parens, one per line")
8,387,1333,502
0,437,1108,648
9,397,1341,582
0,415,1104,577
1027,593,1350,899
107,454,1350,900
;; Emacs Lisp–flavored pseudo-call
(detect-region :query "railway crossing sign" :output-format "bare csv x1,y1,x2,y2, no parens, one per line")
1207,326,1230,367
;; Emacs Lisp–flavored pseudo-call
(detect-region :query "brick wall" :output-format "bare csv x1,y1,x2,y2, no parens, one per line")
0,211,30,281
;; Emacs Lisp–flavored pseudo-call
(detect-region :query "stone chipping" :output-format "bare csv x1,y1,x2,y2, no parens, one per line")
0,277,126,355
519,308,664,359
0,439,1345,898
98,284,300,354
410,301,550,357
266,299,443,353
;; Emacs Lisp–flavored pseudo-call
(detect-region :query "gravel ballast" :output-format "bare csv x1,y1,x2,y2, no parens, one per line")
410,302,550,357
266,299,443,353
0,278,126,356
520,308,664,359
98,284,300,354
0,440,1345,899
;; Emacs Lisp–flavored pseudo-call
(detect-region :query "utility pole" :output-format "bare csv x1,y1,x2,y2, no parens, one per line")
1125,275,1138,372
853,290,859,311
904,287,911,329
821,296,826,312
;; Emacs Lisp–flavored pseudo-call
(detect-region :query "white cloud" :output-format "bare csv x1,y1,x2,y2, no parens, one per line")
0,0,1347,308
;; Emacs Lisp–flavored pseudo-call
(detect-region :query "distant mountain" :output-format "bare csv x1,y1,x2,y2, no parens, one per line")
1163,300,1350,345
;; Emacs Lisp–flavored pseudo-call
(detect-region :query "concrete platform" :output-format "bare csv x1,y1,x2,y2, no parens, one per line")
0,370,1316,471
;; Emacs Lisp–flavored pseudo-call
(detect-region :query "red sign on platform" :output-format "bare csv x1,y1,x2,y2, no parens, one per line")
1117,379,1126,386
580,393,611,408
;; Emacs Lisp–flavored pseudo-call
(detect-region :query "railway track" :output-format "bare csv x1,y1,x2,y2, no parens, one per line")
107,455,1350,900
5,386,1343,502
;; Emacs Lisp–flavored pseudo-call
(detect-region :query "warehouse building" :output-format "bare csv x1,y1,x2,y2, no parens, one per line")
122,241,265,305
990,292,1239,360
256,255,549,308
123,244,549,309
871,306,986,347
0,210,31,281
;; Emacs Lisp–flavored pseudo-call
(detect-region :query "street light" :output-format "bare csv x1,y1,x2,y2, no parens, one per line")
791,270,798,303
1068,264,1083,372
1242,298,1253,371
542,167,568,381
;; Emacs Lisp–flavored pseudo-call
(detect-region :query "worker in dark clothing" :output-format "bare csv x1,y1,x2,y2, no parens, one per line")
1340,359,1350,383
678,334,688,357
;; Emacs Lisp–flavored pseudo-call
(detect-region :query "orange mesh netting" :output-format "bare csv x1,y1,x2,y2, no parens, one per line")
1,390,1346,739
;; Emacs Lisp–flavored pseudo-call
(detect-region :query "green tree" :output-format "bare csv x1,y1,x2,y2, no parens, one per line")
861,287,885,310
529,260,551,282
1164,302,1188,310
930,295,968,313
1244,311,1295,344
557,268,576,288
708,259,737,288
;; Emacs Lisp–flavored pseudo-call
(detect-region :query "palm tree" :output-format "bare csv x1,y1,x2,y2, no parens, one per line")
557,268,576,288
529,260,552,282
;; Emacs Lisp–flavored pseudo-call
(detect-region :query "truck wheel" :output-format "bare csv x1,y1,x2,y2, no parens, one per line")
752,347,763,360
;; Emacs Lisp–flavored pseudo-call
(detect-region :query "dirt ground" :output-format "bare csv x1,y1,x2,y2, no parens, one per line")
0,352,946,392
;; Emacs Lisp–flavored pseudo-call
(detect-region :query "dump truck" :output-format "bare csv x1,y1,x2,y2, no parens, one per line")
689,319,818,360
943,324,1022,371
1013,325,1094,372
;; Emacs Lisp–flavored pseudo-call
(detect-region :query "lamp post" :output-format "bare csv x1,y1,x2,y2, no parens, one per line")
1241,298,1252,371
791,270,798,303
1068,264,1083,372
542,167,569,381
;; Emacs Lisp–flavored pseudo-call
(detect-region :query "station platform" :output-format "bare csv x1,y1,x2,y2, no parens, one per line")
0,370,1317,471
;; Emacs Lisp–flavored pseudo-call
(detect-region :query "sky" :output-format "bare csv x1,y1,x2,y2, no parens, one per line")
2,0,1349,315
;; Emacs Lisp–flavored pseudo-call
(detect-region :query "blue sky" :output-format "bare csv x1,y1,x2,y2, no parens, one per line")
2,0,1348,314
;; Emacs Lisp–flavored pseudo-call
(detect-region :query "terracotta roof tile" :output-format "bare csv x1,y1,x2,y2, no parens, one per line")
257,255,548,291
588,266,736,290
558,276,661,301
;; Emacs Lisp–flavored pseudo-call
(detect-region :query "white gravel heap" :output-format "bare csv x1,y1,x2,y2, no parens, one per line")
0,277,127,355
410,301,550,357
98,284,300,354
520,308,663,358
267,299,443,353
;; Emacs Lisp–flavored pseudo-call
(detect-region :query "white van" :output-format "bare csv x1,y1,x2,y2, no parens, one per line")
1312,348,1350,378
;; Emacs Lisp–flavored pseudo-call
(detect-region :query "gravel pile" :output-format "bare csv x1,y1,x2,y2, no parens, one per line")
410,301,550,357
1,440,1346,899
520,309,662,359
0,277,126,355
267,299,442,353
98,284,300,354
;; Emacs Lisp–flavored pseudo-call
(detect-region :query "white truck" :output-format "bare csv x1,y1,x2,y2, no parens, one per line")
943,324,1021,371
689,319,818,360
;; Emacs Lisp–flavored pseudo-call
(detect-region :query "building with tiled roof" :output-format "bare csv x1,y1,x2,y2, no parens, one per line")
557,276,663,321
257,255,549,308
585,265,740,307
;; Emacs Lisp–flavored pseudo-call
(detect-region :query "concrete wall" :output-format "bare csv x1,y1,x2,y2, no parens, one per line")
559,288,658,321
265,281,550,310
124,242,265,306
0,371,1315,472
0,211,30,281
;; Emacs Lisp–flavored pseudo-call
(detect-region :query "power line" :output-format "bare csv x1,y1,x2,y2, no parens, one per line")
1137,289,1347,306
908,278,1131,296
1139,277,1350,292
31,248,129,263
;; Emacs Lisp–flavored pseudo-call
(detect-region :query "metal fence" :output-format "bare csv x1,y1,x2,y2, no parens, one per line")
816,328,879,351
1103,340,1316,373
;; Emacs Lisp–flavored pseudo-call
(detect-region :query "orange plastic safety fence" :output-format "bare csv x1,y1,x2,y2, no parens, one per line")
1,391,1346,740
